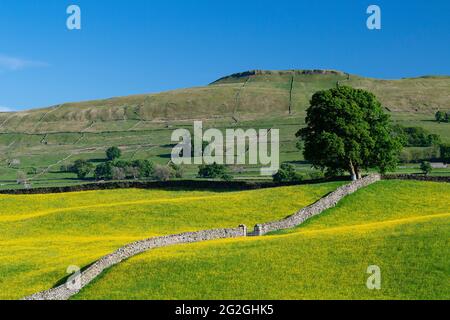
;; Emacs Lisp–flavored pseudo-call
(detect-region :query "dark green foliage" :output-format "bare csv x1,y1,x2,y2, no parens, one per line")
106,146,122,161
272,163,303,182
435,111,449,123
308,171,325,180
297,86,402,179
95,159,155,180
399,147,440,164
393,125,441,147
131,160,154,178
420,161,432,175
440,144,450,162
95,162,113,180
197,163,229,180
71,159,94,179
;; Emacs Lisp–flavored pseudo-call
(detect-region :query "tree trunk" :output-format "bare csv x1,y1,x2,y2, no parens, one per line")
355,165,362,180
349,160,357,181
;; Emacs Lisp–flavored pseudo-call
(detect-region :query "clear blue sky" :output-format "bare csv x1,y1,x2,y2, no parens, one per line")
1,0,449,111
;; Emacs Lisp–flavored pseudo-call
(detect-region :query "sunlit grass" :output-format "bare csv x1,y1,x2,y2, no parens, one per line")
0,183,341,299
73,181,450,300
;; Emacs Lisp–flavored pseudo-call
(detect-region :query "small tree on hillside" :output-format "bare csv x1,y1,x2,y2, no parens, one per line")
106,146,121,161
71,159,94,179
131,159,154,178
435,111,446,123
198,163,229,180
169,161,184,178
95,162,113,180
153,165,172,181
297,86,402,180
440,144,450,163
273,163,303,182
420,161,432,176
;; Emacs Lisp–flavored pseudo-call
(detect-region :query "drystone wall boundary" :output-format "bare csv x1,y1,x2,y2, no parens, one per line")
249,174,381,235
24,226,247,300
24,175,381,300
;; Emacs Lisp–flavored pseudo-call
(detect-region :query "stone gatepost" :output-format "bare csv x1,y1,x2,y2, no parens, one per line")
254,224,263,236
239,224,247,236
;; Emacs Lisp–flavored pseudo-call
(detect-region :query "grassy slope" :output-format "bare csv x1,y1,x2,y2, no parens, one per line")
0,70,449,189
1,71,449,131
0,182,341,300
73,180,450,300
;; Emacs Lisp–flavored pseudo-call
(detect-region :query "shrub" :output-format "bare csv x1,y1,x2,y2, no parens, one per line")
272,163,302,182
440,144,450,163
111,167,126,180
153,165,173,181
308,171,325,180
71,159,94,179
125,166,140,180
393,125,442,147
95,162,113,180
221,173,233,182
169,161,184,179
435,111,450,123
106,146,122,161
131,159,154,178
420,161,432,176
198,163,228,179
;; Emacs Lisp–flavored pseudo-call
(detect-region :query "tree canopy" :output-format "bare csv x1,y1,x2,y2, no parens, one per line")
297,85,402,180
106,146,122,161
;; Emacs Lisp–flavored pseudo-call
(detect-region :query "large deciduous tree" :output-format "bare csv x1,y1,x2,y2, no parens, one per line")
297,86,402,180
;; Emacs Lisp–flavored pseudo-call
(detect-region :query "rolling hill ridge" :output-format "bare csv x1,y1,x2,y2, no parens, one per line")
1,70,450,134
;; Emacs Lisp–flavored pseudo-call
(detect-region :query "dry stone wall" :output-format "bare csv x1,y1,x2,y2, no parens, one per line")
24,226,247,300
0,178,348,195
23,175,381,300
382,174,450,183
250,174,381,235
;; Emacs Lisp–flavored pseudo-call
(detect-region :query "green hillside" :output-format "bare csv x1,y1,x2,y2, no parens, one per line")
1,70,450,133
1,70,449,189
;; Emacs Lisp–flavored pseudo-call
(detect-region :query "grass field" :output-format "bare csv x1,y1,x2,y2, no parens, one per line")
0,182,342,300
70,180,450,300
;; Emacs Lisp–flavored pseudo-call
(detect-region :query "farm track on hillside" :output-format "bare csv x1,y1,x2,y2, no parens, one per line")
232,77,251,121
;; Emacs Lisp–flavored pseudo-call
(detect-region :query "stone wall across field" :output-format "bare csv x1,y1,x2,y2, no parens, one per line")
24,226,247,301
22,175,382,300
249,174,381,236
0,177,350,195
382,174,450,183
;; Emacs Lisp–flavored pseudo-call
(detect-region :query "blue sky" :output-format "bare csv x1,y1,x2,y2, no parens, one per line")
0,0,449,111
